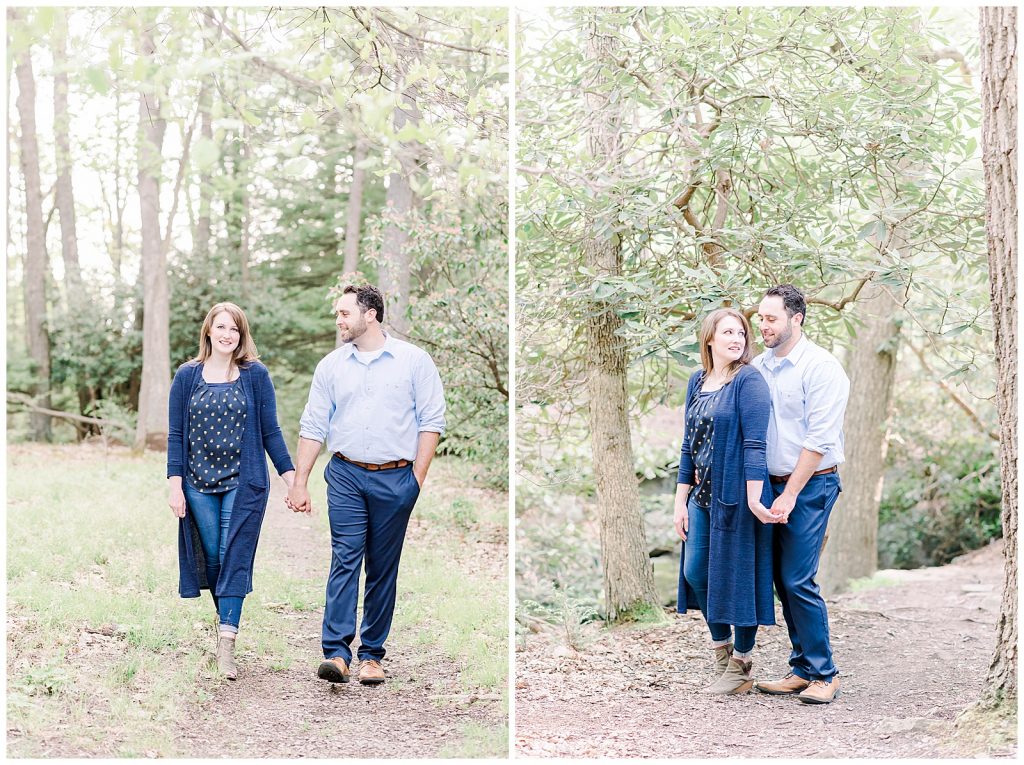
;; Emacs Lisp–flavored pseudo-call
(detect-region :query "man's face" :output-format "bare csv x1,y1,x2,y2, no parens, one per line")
335,293,369,343
756,295,799,349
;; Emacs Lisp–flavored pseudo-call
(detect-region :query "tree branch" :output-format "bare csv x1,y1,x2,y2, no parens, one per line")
906,342,998,441
374,12,499,56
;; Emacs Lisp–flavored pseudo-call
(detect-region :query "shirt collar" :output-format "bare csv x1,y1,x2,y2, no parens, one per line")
339,331,397,360
766,333,810,368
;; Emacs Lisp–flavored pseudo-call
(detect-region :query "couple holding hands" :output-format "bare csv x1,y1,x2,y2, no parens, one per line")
674,284,849,704
166,284,445,685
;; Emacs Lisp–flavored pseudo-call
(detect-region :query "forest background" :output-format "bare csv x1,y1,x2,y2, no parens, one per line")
7,6,509,483
515,4,1015,711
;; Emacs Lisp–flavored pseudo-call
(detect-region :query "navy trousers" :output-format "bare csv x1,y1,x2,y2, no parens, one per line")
322,456,420,663
771,471,841,680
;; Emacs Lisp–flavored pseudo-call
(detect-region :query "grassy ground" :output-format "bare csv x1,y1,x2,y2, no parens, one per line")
6,444,508,758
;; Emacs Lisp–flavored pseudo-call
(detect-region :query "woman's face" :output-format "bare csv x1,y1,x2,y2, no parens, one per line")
209,311,241,357
710,315,747,365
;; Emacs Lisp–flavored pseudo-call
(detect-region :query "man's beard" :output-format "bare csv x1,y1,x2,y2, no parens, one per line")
341,318,367,342
763,322,794,349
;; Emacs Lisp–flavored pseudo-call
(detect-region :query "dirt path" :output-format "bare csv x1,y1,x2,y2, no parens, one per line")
178,474,505,758
515,541,1015,758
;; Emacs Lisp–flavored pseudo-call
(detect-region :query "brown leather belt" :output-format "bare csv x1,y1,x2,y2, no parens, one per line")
769,465,837,485
336,453,411,471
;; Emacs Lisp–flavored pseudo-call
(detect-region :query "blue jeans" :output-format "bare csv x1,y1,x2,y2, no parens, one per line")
322,457,420,663
184,484,244,631
683,498,758,653
771,471,841,680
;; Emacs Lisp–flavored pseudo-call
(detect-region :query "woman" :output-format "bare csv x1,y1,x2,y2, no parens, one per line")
673,307,780,695
167,302,295,680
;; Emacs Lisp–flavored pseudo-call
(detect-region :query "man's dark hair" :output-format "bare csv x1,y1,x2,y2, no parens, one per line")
765,284,807,324
343,284,385,323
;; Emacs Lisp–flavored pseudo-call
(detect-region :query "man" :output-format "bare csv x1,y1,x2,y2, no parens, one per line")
288,284,445,686
751,284,849,704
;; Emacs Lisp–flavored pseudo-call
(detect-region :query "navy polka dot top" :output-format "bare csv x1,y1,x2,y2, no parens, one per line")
186,378,246,493
688,384,727,508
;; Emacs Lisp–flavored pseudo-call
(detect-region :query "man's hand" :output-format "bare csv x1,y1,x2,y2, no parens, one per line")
413,468,426,489
288,483,312,515
769,491,797,522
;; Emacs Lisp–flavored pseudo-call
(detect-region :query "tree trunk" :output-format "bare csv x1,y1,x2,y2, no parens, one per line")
379,46,422,338
821,281,901,595
344,138,367,276
336,138,367,347
583,16,659,621
133,27,170,452
239,121,251,301
13,9,52,441
980,5,1017,705
194,79,213,261
53,11,81,292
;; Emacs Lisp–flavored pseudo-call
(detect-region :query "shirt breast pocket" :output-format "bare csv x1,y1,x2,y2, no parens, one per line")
384,376,413,405
779,389,804,420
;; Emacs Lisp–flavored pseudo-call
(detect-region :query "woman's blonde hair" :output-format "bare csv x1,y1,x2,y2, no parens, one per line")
194,302,259,365
698,307,753,382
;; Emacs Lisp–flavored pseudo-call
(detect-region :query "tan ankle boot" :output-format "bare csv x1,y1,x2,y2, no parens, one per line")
216,636,237,680
705,656,753,695
713,643,734,675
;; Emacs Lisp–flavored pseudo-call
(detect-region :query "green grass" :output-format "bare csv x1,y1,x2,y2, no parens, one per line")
6,445,508,757
847,572,899,592
437,720,509,758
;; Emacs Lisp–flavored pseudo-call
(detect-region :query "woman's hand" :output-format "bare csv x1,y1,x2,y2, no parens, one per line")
281,470,296,490
673,487,690,540
168,485,186,519
749,500,783,525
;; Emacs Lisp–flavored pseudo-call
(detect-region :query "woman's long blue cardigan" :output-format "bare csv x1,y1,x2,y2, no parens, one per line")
167,360,294,599
676,363,776,627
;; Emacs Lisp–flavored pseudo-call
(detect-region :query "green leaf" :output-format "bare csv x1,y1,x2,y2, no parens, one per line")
84,67,109,95
192,138,220,171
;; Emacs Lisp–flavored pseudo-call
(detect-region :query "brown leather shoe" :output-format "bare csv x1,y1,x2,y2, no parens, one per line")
798,676,841,704
317,657,350,683
358,659,385,685
754,671,810,695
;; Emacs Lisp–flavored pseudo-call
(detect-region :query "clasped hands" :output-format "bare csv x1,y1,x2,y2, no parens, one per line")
285,483,312,515
750,492,793,525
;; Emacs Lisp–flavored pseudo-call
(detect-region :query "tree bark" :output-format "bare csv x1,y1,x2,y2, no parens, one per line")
821,281,901,595
194,79,213,261
344,138,367,276
583,16,659,621
239,121,251,301
980,5,1017,705
337,137,368,347
13,9,52,441
379,44,422,338
133,26,170,452
53,11,81,292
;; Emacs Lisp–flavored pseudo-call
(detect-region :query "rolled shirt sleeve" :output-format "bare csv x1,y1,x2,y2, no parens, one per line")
413,351,446,435
298,356,334,444
801,358,850,455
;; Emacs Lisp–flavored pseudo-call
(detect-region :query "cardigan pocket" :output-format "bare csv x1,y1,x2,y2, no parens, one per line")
711,498,738,532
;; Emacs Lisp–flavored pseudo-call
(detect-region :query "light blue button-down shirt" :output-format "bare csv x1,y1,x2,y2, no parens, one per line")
752,335,850,476
298,333,446,463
